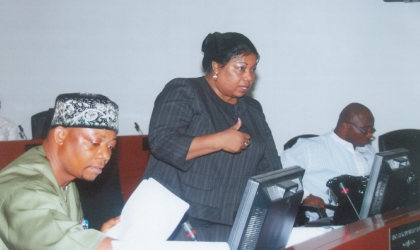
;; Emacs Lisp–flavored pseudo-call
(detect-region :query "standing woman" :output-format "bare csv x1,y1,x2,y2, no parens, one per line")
142,32,282,242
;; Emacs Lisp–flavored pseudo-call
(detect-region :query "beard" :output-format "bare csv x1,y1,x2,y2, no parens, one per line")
80,167,101,181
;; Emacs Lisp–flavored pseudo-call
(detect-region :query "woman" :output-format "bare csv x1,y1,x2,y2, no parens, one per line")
142,32,282,242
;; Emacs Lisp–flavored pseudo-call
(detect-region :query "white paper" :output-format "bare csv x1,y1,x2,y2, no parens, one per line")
106,178,189,242
112,240,230,250
107,178,229,250
286,226,343,247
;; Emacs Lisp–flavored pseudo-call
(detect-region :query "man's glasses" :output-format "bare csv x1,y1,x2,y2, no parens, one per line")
346,121,376,135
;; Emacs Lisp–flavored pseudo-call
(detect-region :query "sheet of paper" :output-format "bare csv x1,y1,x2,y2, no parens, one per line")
106,178,189,243
112,240,230,250
286,226,343,247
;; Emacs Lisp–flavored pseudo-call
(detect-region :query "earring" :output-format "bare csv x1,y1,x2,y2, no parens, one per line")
213,72,218,81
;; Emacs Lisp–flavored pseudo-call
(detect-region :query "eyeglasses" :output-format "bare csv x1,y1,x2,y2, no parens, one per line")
345,121,376,135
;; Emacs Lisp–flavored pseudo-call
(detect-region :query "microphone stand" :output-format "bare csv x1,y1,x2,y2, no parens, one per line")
339,182,361,220
134,122,143,135
18,125,27,140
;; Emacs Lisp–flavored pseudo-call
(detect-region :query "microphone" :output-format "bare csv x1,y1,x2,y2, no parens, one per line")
182,221,197,241
134,122,143,135
18,125,27,140
339,182,360,220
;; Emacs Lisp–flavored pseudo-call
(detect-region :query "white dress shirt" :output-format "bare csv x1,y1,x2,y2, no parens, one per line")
0,116,19,141
280,131,376,217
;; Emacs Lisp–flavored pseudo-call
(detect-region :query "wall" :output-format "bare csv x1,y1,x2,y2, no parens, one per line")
1,0,419,152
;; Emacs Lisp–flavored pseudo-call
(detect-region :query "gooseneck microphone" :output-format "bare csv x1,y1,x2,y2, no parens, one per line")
339,182,360,220
18,125,27,140
134,122,143,135
182,221,197,241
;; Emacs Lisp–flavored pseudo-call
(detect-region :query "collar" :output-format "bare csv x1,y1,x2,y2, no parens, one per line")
328,130,357,153
328,130,369,154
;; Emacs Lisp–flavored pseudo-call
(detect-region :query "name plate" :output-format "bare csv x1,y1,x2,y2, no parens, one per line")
390,219,420,250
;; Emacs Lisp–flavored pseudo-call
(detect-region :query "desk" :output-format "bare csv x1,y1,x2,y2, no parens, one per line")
0,135,150,202
286,204,420,250
0,139,43,169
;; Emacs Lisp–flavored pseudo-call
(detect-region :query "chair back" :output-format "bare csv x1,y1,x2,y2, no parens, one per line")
75,152,124,230
378,129,420,168
31,108,54,139
284,134,318,150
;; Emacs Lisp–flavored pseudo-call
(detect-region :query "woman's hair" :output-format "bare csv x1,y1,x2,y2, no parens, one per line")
201,32,259,73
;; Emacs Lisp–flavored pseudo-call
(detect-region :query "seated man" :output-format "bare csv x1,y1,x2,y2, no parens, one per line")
0,100,19,141
281,103,376,219
0,93,120,250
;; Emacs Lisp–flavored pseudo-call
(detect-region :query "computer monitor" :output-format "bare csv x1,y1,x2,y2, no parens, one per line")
359,148,420,219
228,166,305,250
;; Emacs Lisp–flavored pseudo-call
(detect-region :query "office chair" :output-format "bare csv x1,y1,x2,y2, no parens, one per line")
283,134,333,226
378,129,420,168
284,134,318,150
75,151,125,230
378,129,420,209
31,108,55,139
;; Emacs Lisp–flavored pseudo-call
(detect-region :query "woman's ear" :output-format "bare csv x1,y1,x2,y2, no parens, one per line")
211,61,222,73
53,126,68,145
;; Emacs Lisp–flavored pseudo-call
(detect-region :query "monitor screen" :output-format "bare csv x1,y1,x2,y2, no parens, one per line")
228,166,305,250
359,148,420,219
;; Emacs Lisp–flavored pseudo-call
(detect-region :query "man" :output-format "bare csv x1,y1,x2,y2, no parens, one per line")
281,103,376,218
0,93,120,250
0,100,19,141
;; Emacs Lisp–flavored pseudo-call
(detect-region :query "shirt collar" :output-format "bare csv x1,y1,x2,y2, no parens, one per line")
328,130,369,154
328,130,356,153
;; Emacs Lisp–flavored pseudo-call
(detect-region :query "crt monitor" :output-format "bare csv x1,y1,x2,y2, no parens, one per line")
228,166,305,250
359,148,420,219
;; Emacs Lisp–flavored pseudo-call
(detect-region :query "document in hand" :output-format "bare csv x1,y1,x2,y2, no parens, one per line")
106,178,189,242
106,178,229,250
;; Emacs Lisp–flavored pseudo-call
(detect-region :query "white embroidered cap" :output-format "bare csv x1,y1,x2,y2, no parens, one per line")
50,92,119,133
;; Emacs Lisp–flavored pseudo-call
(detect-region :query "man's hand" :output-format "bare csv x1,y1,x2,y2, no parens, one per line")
302,194,325,208
100,216,121,234
96,217,120,250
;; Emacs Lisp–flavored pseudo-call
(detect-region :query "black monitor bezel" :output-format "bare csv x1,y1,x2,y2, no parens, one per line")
228,166,305,250
359,148,414,219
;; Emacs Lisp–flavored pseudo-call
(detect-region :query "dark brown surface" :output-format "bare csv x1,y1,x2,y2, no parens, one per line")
285,204,420,250
0,139,44,169
116,135,151,202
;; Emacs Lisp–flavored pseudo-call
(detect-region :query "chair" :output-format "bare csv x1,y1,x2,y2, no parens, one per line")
31,108,55,139
283,134,333,226
378,129,420,210
378,129,420,168
284,134,318,150
75,151,125,230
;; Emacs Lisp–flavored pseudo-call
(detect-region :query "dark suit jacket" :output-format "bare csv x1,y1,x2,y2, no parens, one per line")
142,77,281,225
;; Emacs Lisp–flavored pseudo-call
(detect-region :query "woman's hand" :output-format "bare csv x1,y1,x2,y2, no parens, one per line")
219,118,250,153
186,118,251,160
100,216,121,234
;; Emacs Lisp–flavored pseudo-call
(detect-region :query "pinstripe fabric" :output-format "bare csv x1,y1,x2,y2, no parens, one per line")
142,77,281,231
280,131,376,215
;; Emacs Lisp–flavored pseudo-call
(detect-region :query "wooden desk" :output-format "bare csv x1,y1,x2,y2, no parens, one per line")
286,204,420,250
0,135,150,202
0,139,44,169
116,135,151,202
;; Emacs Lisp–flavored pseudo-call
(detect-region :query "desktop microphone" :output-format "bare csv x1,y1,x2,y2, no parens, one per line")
339,182,361,220
18,125,27,140
134,122,143,135
182,221,197,241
